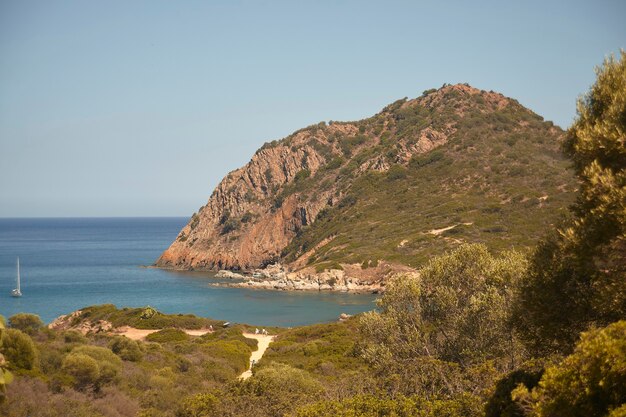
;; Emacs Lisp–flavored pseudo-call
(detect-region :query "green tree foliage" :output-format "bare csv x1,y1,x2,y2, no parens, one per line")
515,52,626,355
216,362,325,417
177,393,219,417
0,316,14,404
109,336,144,361
485,361,544,417
62,345,122,391
294,394,482,417
62,353,100,391
7,314,44,336
359,244,526,396
513,320,626,417
0,329,38,371
145,328,190,343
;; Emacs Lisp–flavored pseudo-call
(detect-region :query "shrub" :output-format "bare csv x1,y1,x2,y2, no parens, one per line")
513,321,626,417
62,353,100,390
325,156,344,170
178,393,220,417
8,313,44,335
386,164,407,181
145,328,189,343
70,345,122,385
294,169,311,183
221,218,240,235
1,328,38,370
109,336,144,361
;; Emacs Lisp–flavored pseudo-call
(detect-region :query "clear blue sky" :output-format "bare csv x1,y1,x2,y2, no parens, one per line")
1,0,624,217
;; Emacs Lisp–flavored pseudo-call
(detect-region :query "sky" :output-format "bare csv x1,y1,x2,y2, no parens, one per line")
0,0,624,217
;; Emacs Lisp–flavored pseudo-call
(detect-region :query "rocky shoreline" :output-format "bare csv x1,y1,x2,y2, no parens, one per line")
212,263,416,293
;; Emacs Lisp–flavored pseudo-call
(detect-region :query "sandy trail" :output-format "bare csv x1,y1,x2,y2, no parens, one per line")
114,326,213,340
428,222,473,235
239,333,276,380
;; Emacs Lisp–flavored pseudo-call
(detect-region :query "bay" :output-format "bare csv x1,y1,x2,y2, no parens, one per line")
0,218,376,326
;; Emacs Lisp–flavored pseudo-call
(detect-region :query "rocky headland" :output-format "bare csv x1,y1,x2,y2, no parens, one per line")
156,83,576,290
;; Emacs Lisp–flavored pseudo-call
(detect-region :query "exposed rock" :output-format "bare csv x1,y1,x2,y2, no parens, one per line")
338,313,352,322
216,270,246,279
156,82,576,293
49,310,113,335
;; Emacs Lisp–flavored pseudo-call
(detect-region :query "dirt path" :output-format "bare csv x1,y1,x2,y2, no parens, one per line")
114,326,213,340
239,333,275,380
428,222,473,235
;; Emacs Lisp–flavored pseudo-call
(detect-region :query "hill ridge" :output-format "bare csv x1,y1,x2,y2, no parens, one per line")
156,83,575,278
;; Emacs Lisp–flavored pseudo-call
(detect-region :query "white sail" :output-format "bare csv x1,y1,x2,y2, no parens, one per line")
11,257,22,297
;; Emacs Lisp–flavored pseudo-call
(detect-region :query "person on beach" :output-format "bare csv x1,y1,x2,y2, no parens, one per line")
255,328,259,334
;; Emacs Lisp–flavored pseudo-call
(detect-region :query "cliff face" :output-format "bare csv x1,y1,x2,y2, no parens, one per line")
156,84,576,272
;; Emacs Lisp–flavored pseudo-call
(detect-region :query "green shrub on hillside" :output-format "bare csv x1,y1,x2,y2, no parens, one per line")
513,321,626,417
8,314,44,336
514,52,626,356
77,305,219,330
62,345,121,391
360,244,527,396
0,329,38,371
294,393,483,417
145,328,189,343
109,336,144,361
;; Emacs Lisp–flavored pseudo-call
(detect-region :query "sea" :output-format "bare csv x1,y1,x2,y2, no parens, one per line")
0,218,376,327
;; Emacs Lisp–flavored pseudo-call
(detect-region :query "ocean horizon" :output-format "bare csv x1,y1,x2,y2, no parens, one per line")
0,217,375,326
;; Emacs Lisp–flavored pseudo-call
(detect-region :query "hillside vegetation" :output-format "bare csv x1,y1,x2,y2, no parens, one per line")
1,54,624,417
157,83,576,274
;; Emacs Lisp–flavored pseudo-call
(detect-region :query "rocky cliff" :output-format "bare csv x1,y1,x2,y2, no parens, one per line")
156,84,576,278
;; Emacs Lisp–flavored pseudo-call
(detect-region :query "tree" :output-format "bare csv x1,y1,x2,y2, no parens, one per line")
0,328,38,370
515,51,626,355
109,336,144,361
359,244,527,396
512,320,626,417
62,353,100,391
8,313,44,336
62,345,122,391
177,393,220,417
0,316,14,404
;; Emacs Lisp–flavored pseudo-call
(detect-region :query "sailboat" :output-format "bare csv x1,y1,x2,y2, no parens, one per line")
11,257,22,297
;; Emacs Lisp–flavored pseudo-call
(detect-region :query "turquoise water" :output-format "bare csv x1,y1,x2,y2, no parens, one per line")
0,218,376,326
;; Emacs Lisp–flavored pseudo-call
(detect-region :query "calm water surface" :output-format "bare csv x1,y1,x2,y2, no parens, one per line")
0,218,376,326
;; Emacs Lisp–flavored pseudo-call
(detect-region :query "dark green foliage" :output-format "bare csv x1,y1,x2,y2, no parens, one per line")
178,393,219,417
409,149,444,169
0,317,13,404
8,314,44,336
294,169,311,183
226,362,325,417
360,244,527,396
485,362,544,417
514,321,626,417
325,156,344,170
221,218,240,235
514,52,626,355
386,164,407,180
280,87,575,270
145,328,190,343
294,394,483,417
109,336,144,361
77,305,220,330
260,320,367,381
241,211,253,223
61,352,100,391
0,329,38,371
190,213,200,230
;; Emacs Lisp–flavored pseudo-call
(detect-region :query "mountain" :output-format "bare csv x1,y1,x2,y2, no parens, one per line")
156,84,576,277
